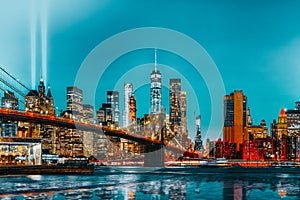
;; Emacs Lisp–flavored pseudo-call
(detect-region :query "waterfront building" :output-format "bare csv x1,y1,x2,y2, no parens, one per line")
223,90,247,152
204,138,215,158
215,138,236,159
243,138,274,160
150,49,162,114
0,137,42,166
122,83,133,128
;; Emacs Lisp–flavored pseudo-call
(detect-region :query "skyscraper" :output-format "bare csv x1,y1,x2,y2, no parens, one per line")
169,78,181,133
194,115,203,153
180,91,187,134
150,49,162,114
82,104,94,124
277,107,287,139
223,90,247,151
107,91,119,126
286,102,300,136
82,104,94,157
66,86,83,118
122,83,133,128
129,94,136,124
46,85,55,116
25,77,55,115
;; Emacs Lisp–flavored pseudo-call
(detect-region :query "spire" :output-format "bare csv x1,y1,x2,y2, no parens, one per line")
46,84,52,98
154,48,157,71
279,107,286,117
38,74,45,97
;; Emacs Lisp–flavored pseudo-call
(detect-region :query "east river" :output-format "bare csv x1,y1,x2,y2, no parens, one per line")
0,167,300,199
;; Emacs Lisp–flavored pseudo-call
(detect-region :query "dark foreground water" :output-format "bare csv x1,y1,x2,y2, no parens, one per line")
0,167,300,200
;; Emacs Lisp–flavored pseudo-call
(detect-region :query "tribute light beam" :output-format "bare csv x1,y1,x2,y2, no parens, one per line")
30,0,36,88
41,0,48,86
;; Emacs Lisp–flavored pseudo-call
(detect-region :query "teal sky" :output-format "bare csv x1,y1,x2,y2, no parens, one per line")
0,0,300,141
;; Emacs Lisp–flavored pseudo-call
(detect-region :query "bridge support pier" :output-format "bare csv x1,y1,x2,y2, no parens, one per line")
144,145,164,167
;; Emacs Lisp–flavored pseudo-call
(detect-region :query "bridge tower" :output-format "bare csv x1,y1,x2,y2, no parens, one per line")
144,122,165,167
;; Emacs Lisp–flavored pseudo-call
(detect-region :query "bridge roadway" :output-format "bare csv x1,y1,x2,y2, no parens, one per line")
0,108,185,154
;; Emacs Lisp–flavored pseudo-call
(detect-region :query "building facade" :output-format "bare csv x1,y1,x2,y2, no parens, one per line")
194,115,203,155
107,91,120,127
277,107,288,139
82,104,94,157
169,78,181,133
122,83,133,128
150,49,162,114
129,94,136,124
66,86,83,119
223,90,247,152
286,102,300,136
1,91,18,137
25,78,55,116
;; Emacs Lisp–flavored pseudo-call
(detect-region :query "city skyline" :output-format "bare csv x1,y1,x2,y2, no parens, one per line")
1,1,300,140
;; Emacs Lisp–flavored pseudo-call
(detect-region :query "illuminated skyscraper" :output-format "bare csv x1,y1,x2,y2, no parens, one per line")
223,90,247,151
107,91,119,126
286,102,300,136
180,91,187,134
82,104,94,157
129,94,136,124
169,78,181,132
38,77,46,97
46,85,55,116
82,104,94,124
25,77,55,115
194,115,203,153
66,86,83,118
277,107,287,139
150,49,162,114
122,83,133,127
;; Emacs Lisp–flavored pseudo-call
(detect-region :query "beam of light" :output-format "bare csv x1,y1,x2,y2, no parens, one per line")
30,0,36,88
41,0,48,85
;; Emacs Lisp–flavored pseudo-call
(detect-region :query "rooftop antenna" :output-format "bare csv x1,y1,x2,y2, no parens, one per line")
154,48,157,71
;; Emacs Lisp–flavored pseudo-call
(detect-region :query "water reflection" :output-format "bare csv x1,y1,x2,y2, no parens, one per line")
0,168,300,199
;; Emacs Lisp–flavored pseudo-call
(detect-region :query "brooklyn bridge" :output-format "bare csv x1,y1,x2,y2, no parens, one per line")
0,66,198,167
